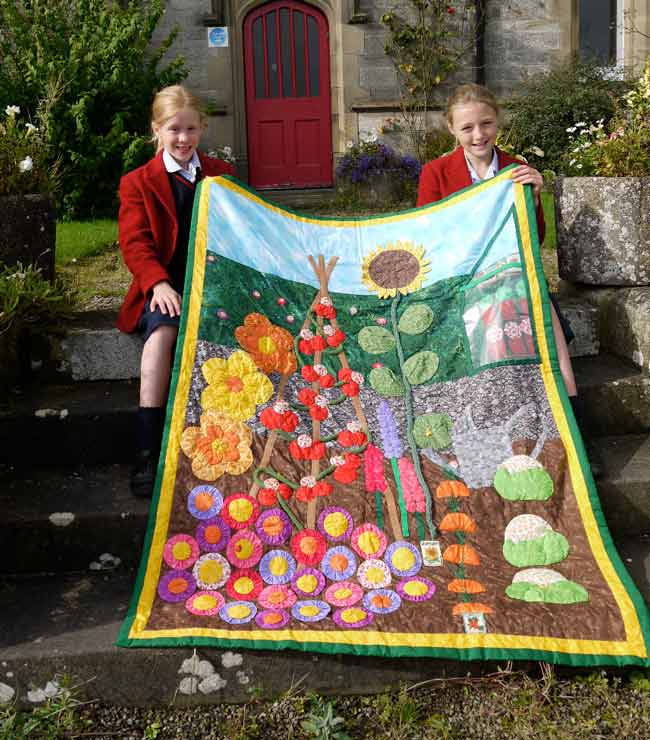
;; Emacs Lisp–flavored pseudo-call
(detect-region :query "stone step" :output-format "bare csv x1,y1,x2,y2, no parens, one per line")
56,310,142,382
563,285,650,374
556,298,599,358
0,354,645,472
573,353,650,436
0,381,137,466
2,434,649,575
1,534,647,707
54,293,601,384
0,463,148,574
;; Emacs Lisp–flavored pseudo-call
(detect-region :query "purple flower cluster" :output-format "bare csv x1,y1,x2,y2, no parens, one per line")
336,142,421,184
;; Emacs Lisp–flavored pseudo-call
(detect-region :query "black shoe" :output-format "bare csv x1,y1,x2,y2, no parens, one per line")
130,449,157,498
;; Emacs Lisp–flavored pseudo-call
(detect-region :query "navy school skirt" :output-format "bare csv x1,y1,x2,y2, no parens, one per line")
137,299,181,343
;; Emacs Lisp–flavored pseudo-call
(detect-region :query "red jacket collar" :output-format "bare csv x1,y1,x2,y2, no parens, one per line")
448,145,512,185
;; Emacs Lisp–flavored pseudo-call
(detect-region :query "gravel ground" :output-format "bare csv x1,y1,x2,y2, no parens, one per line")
72,669,650,740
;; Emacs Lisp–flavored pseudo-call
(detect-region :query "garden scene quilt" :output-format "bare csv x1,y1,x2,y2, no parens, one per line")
118,169,650,666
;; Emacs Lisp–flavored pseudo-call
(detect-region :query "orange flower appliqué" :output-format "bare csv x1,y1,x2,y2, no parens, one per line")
235,313,297,375
181,409,253,481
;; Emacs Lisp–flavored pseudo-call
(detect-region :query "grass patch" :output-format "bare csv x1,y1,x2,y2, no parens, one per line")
57,249,130,311
541,191,556,249
56,219,118,265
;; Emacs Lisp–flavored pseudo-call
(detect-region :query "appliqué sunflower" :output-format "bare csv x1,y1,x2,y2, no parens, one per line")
361,241,429,298
201,350,274,421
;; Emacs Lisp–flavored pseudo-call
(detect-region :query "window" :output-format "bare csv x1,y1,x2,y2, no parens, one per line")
579,0,621,66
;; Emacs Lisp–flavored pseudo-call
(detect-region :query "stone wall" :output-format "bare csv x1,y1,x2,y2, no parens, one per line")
145,0,628,176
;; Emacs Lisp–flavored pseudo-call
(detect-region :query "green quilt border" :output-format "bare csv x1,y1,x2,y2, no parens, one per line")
116,178,206,648
517,185,650,661
117,175,650,667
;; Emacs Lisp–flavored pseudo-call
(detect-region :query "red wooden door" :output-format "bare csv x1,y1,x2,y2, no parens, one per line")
244,1,333,188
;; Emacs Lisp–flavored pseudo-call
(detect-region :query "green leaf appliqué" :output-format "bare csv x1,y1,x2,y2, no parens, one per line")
413,413,452,449
358,325,396,354
398,303,434,335
369,366,405,396
403,350,439,385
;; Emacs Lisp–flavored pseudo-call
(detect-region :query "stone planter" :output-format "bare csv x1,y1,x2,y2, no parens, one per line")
0,193,56,279
555,176,650,286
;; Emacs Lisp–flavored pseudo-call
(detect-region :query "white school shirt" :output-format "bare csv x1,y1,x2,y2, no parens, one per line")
465,148,499,183
162,150,201,183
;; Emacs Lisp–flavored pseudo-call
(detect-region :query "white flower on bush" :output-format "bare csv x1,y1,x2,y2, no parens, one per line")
5,105,20,117
566,126,576,133
25,122,37,134
361,130,378,144
18,156,33,172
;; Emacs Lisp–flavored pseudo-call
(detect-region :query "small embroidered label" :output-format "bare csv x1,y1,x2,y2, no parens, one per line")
463,613,487,634
420,540,442,567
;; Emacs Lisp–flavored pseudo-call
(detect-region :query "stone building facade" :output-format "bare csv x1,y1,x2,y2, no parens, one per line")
152,0,650,188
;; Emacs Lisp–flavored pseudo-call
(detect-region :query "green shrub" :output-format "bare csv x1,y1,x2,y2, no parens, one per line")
503,59,628,173
0,262,76,387
0,0,188,219
562,60,650,176
0,97,59,197
421,127,456,163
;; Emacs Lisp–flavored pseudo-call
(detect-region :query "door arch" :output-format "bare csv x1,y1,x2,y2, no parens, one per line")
244,1,333,188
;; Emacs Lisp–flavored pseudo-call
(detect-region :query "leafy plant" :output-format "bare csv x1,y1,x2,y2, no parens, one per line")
381,1,476,161
300,697,351,740
0,676,91,740
0,95,59,197
208,145,236,165
421,126,456,163
503,58,628,173
337,135,421,186
562,58,650,176
0,262,75,388
0,0,188,219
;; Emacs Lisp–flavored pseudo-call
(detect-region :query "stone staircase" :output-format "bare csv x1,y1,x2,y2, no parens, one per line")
1,288,650,707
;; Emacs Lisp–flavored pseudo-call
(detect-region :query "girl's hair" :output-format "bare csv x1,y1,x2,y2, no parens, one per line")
445,83,501,125
151,85,206,150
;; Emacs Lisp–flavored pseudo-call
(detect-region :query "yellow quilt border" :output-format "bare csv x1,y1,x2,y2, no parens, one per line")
127,174,647,658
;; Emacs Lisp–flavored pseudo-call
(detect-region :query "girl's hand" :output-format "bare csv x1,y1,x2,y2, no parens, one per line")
511,164,543,204
151,281,181,317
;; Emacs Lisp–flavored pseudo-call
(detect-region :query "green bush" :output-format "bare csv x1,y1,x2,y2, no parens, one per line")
503,59,628,173
562,60,650,176
0,262,76,388
0,0,188,219
421,127,456,164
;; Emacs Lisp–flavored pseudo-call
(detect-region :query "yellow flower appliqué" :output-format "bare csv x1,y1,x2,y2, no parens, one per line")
180,409,253,481
201,350,273,421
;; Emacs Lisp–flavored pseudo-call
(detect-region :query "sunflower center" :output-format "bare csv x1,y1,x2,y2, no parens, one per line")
368,250,420,289
258,336,277,355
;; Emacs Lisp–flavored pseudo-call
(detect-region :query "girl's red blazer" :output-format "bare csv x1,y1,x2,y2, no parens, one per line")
415,146,545,244
116,150,235,333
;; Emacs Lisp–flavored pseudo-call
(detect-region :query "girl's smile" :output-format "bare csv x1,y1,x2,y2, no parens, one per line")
447,101,499,167
153,107,202,166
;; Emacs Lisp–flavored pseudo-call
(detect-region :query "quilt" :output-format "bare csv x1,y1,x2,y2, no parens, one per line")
118,168,650,666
